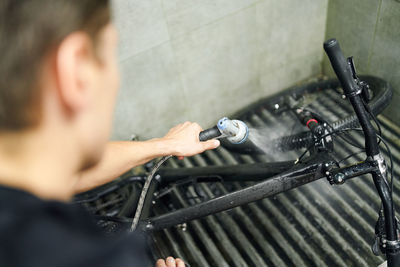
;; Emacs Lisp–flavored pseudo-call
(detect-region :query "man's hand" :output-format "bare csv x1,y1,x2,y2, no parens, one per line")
156,257,185,267
163,122,220,157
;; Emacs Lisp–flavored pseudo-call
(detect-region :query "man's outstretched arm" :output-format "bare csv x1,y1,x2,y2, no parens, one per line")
73,122,220,194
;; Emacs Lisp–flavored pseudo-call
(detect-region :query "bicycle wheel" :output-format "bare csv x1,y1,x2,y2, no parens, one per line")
222,75,392,154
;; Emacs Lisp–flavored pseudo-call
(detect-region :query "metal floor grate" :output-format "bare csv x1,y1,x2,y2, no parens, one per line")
147,78,400,267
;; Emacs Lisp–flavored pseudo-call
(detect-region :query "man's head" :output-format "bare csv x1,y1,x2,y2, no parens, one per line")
0,0,119,170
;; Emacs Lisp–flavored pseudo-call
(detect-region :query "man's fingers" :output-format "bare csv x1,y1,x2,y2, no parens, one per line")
202,139,220,150
192,122,203,132
175,258,185,267
166,257,176,267
156,259,167,267
156,257,186,267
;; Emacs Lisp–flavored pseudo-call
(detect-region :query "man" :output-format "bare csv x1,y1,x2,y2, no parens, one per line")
0,1,220,266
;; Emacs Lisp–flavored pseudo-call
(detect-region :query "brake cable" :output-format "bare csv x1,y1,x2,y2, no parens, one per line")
130,155,172,232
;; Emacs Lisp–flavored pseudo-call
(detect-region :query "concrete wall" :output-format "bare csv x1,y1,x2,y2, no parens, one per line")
111,0,328,140
323,0,400,122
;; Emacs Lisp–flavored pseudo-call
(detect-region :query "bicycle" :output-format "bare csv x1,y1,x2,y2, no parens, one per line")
75,39,400,266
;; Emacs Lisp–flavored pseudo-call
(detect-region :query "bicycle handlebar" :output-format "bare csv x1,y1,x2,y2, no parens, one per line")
324,39,359,96
324,39,379,156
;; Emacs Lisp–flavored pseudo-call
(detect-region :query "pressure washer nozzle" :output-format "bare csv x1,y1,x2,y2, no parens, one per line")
198,117,249,144
217,117,249,144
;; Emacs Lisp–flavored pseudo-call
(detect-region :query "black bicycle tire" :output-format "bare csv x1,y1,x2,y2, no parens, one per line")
222,75,392,153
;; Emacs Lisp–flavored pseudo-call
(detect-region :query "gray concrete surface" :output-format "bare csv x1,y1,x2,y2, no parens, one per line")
323,0,400,122
111,0,328,140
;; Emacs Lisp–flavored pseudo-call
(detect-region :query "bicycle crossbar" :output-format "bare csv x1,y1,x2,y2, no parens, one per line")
141,154,330,232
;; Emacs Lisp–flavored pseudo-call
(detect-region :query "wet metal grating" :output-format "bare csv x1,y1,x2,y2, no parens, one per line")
148,78,399,267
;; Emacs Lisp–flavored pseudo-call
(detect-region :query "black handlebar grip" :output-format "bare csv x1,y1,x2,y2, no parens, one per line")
199,126,221,141
323,39,358,96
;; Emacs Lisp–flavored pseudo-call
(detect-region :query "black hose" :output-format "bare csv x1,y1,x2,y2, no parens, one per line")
199,126,221,141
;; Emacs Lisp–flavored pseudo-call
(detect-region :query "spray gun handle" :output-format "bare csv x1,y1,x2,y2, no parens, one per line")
199,126,222,141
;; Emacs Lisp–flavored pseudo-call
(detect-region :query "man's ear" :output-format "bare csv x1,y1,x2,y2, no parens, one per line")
55,32,95,114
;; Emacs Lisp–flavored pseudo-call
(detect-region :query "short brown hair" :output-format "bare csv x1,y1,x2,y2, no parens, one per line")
0,0,110,131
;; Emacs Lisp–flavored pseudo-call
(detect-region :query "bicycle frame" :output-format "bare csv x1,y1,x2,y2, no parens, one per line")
74,78,398,263
140,152,334,231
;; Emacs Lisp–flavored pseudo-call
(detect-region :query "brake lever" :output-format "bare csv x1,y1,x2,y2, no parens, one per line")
348,57,371,103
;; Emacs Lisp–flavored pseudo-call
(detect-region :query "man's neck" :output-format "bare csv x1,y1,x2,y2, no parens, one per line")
0,127,81,201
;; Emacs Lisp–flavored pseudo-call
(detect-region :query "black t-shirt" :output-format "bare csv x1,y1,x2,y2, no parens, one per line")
0,185,150,267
